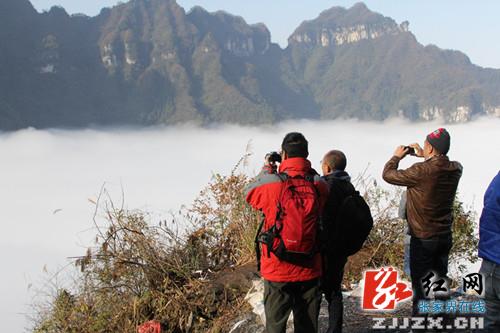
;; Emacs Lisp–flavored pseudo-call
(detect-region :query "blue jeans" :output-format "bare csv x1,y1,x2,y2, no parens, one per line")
480,259,500,332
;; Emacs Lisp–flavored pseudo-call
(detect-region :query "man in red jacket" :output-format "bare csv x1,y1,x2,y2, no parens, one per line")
245,132,329,333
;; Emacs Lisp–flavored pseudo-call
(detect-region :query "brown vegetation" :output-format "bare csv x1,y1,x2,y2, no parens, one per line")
33,160,478,332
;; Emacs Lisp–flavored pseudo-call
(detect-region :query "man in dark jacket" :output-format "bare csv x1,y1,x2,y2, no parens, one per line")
320,150,354,333
478,172,500,332
245,132,329,333
382,128,463,316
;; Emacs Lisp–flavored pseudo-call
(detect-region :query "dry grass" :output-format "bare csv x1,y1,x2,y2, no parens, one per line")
33,155,261,333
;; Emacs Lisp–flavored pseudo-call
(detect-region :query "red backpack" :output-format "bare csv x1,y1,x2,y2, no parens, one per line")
256,172,321,268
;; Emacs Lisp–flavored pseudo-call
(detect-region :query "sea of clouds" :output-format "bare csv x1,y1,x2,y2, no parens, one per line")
1,117,499,331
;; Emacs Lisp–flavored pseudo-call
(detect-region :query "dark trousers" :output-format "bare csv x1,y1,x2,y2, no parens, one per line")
321,255,348,333
409,234,452,317
480,259,500,332
264,278,321,333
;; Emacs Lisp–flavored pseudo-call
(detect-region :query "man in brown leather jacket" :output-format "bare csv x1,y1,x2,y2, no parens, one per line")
382,128,463,317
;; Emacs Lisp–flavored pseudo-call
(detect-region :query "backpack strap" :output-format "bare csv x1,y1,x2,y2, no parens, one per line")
254,172,289,266
304,173,315,183
301,170,321,199
276,172,288,181
274,172,289,231
254,216,265,271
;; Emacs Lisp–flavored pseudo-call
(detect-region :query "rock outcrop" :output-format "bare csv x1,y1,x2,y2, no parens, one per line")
290,22,410,47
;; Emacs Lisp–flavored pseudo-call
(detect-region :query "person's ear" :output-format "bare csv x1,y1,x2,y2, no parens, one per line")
428,144,434,155
281,151,287,160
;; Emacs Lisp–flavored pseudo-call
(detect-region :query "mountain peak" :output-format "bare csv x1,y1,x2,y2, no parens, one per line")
187,5,208,15
46,5,69,18
0,0,36,15
313,2,392,28
187,7,271,56
350,2,369,11
289,3,408,47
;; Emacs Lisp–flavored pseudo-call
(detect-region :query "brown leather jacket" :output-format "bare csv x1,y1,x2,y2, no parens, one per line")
382,155,463,239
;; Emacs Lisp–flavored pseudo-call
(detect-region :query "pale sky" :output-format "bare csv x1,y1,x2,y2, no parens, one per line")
29,0,500,69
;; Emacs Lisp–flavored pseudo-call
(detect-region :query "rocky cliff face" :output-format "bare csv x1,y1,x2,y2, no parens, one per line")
290,21,409,47
0,0,499,130
289,3,409,48
188,7,271,57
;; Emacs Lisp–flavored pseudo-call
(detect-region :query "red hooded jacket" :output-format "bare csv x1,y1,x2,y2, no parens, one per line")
245,157,329,282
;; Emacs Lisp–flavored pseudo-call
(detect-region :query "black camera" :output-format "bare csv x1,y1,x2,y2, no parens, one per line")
405,146,416,156
267,151,282,163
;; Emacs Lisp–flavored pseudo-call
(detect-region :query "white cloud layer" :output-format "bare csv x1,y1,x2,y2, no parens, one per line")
1,117,499,331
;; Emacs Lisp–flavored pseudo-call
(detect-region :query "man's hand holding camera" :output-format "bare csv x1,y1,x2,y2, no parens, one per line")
264,151,282,173
393,143,424,159
408,143,424,157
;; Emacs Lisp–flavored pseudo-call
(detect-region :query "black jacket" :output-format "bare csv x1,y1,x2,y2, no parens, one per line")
321,170,355,254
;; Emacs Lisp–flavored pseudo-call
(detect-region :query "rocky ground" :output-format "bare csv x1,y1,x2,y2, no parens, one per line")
229,278,485,333
230,289,413,333
317,296,412,333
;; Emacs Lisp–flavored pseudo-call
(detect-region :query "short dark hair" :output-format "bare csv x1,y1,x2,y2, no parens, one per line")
323,150,347,171
281,132,308,158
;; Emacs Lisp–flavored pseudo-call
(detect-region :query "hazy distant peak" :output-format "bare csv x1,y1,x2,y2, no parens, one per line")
348,2,376,17
45,5,70,18
350,2,369,10
188,6,268,33
0,0,36,14
187,5,208,15
299,2,395,30
119,0,185,15
130,0,179,6
187,7,271,56
289,2,408,47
